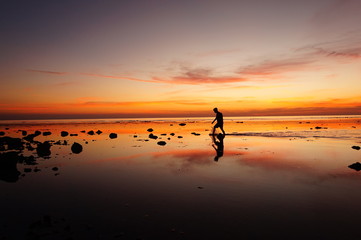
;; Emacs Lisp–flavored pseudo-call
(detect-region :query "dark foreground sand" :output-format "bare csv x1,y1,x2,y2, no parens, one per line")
1,117,361,239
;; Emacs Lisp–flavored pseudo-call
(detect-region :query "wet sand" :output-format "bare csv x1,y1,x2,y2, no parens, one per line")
1,116,361,239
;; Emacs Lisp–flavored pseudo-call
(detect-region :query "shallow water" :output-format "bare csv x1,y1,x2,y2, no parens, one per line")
1,117,361,239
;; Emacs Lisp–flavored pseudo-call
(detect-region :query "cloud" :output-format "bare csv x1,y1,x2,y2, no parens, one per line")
154,67,248,85
298,45,361,60
238,57,316,77
81,73,159,83
26,69,67,75
192,48,241,57
76,100,209,107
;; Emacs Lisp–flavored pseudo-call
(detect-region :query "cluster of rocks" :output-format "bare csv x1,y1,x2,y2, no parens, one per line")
0,130,87,183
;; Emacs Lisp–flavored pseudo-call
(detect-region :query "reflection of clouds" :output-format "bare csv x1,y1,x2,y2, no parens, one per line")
236,151,361,183
151,149,246,174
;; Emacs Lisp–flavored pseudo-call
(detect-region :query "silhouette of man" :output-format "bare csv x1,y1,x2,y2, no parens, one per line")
212,133,224,161
212,108,225,135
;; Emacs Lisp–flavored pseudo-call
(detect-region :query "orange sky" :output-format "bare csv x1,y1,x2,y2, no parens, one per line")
1,0,361,119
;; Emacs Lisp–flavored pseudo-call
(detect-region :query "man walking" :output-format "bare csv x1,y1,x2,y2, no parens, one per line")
212,108,225,135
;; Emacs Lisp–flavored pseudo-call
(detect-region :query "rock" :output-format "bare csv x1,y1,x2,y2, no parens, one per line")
96,130,102,135
191,132,200,136
52,167,59,171
80,130,86,133
0,136,24,151
34,131,41,136
87,130,95,135
109,133,117,139
161,133,167,136
0,152,21,182
170,133,175,136
349,162,361,171
147,128,154,132
315,126,322,129
157,141,167,146
352,146,360,150
24,168,32,173
0,131,5,136
149,133,158,139
177,136,183,138
133,135,138,138
43,131,52,136
21,130,27,136
23,134,37,142
70,133,78,136
61,131,69,137
36,141,52,157
71,142,83,154
179,123,186,126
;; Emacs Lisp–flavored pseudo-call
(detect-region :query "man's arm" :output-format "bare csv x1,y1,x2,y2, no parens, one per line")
212,117,217,124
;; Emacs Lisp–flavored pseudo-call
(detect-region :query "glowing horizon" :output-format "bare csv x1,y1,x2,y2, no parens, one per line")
1,0,361,120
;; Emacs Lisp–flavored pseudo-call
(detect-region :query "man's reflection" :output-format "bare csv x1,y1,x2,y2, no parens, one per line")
212,133,224,161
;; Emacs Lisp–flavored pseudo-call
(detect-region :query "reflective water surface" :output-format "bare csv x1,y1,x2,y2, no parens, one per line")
1,117,361,239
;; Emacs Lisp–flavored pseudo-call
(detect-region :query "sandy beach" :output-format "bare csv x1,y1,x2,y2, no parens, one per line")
1,116,361,239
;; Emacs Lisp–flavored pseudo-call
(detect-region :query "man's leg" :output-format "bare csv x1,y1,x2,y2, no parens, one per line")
220,126,225,135
212,125,216,135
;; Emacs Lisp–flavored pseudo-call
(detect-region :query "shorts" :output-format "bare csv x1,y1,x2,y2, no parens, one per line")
214,123,223,128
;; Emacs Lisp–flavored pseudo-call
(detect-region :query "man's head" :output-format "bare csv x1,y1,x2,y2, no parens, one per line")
213,107,218,113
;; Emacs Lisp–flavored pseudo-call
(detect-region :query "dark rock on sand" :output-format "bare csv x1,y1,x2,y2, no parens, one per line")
87,130,95,135
0,131,5,136
36,141,52,157
34,130,41,136
149,133,158,139
70,133,78,136
96,130,102,135
109,133,117,139
191,132,201,136
352,146,361,150
315,126,322,129
161,133,167,136
133,135,138,138
21,130,27,136
52,167,59,171
147,128,154,132
170,133,175,136
349,162,361,171
177,136,183,138
0,152,21,182
71,142,83,154
61,131,69,137
80,130,86,133
0,136,24,151
43,131,52,136
157,141,167,146
24,168,32,173
179,123,186,126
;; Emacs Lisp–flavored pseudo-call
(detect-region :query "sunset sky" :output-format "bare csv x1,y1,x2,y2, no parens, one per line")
1,0,361,119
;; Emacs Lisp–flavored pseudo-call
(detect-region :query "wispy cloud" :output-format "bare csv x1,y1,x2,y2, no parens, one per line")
238,57,316,77
26,69,67,75
81,73,159,83
298,45,361,60
154,66,248,85
191,48,240,57
75,100,209,107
